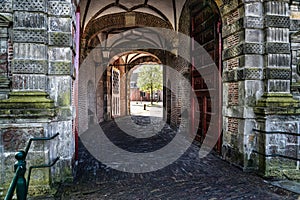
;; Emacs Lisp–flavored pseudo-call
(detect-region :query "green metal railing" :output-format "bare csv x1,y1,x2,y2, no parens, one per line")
4,133,60,200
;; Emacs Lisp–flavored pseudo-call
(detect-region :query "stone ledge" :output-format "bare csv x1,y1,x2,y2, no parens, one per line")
254,93,300,115
0,91,56,118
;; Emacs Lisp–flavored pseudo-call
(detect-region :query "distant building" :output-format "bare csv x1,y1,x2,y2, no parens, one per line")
130,69,162,102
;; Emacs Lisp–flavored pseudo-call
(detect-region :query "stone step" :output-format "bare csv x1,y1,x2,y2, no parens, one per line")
0,77,10,89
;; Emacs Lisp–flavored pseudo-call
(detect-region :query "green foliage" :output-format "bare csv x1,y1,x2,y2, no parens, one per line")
136,65,162,103
137,65,163,93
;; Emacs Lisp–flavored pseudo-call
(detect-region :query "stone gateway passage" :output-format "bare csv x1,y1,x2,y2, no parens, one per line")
0,0,300,199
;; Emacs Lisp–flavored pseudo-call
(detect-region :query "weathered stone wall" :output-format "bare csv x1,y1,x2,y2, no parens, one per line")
222,0,265,170
0,3,12,101
291,0,300,99
220,0,300,178
253,0,300,179
0,0,77,197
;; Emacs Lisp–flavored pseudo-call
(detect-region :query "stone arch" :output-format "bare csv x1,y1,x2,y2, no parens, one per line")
176,0,223,150
178,0,222,35
82,11,173,49
127,55,161,68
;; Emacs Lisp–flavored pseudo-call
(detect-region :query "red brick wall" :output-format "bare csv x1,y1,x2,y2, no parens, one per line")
228,82,239,106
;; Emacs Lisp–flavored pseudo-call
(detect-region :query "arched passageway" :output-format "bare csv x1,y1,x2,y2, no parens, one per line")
78,0,223,154
2,1,300,198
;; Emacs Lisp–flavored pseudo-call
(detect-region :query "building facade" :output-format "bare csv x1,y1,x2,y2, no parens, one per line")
0,0,300,197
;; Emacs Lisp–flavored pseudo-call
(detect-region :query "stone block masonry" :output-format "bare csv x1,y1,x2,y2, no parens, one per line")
253,0,300,178
0,0,77,198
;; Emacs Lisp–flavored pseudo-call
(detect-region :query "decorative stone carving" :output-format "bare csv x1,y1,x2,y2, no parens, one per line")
266,68,291,80
0,0,12,12
290,20,300,31
266,28,289,43
265,43,290,54
48,32,71,47
245,68,263,80
237,69,244,80
13,0,46,12
12,60,47,74
48,47,71,61
13,43,47,60
48,62,71,75
223,44,243,59
244,43,264,54
13,30,47,43
222,19,243,37
267,80,290,93
245,29,263,43
1,127,44,151
245,2,263,17
13,12,46,29
12,75,46,90
267,54,290,68
48,1,71,16
264,1,289,16
244,16,264,29
265,16,290,28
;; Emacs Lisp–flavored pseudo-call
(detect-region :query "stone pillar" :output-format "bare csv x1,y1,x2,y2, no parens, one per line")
47,0,76,183
0,0,77,197
262,1,291,94
254,0,300,178
0,0,55,117
222,0,264,170
290,0,300,99
12,1,48,92
0,14,11,99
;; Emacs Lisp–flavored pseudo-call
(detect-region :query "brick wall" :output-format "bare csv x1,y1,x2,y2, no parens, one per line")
228,82,239,106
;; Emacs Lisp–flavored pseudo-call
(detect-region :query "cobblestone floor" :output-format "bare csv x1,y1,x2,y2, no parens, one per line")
51,115,300,200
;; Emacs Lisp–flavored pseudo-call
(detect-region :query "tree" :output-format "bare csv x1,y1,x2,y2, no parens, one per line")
137,65,163,104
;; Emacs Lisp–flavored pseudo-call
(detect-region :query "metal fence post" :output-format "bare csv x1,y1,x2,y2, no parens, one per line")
4,133,60,200
15,151,27,200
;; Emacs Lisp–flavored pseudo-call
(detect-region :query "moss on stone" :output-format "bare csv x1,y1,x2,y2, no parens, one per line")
259,157,298,178
0,92,56,118
283,169,300,180
255,93,300,115
57,91,71,106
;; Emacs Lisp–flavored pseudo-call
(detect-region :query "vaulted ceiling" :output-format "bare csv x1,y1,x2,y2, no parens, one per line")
80,0,184,31
79,0,223,31
78,0,223,66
